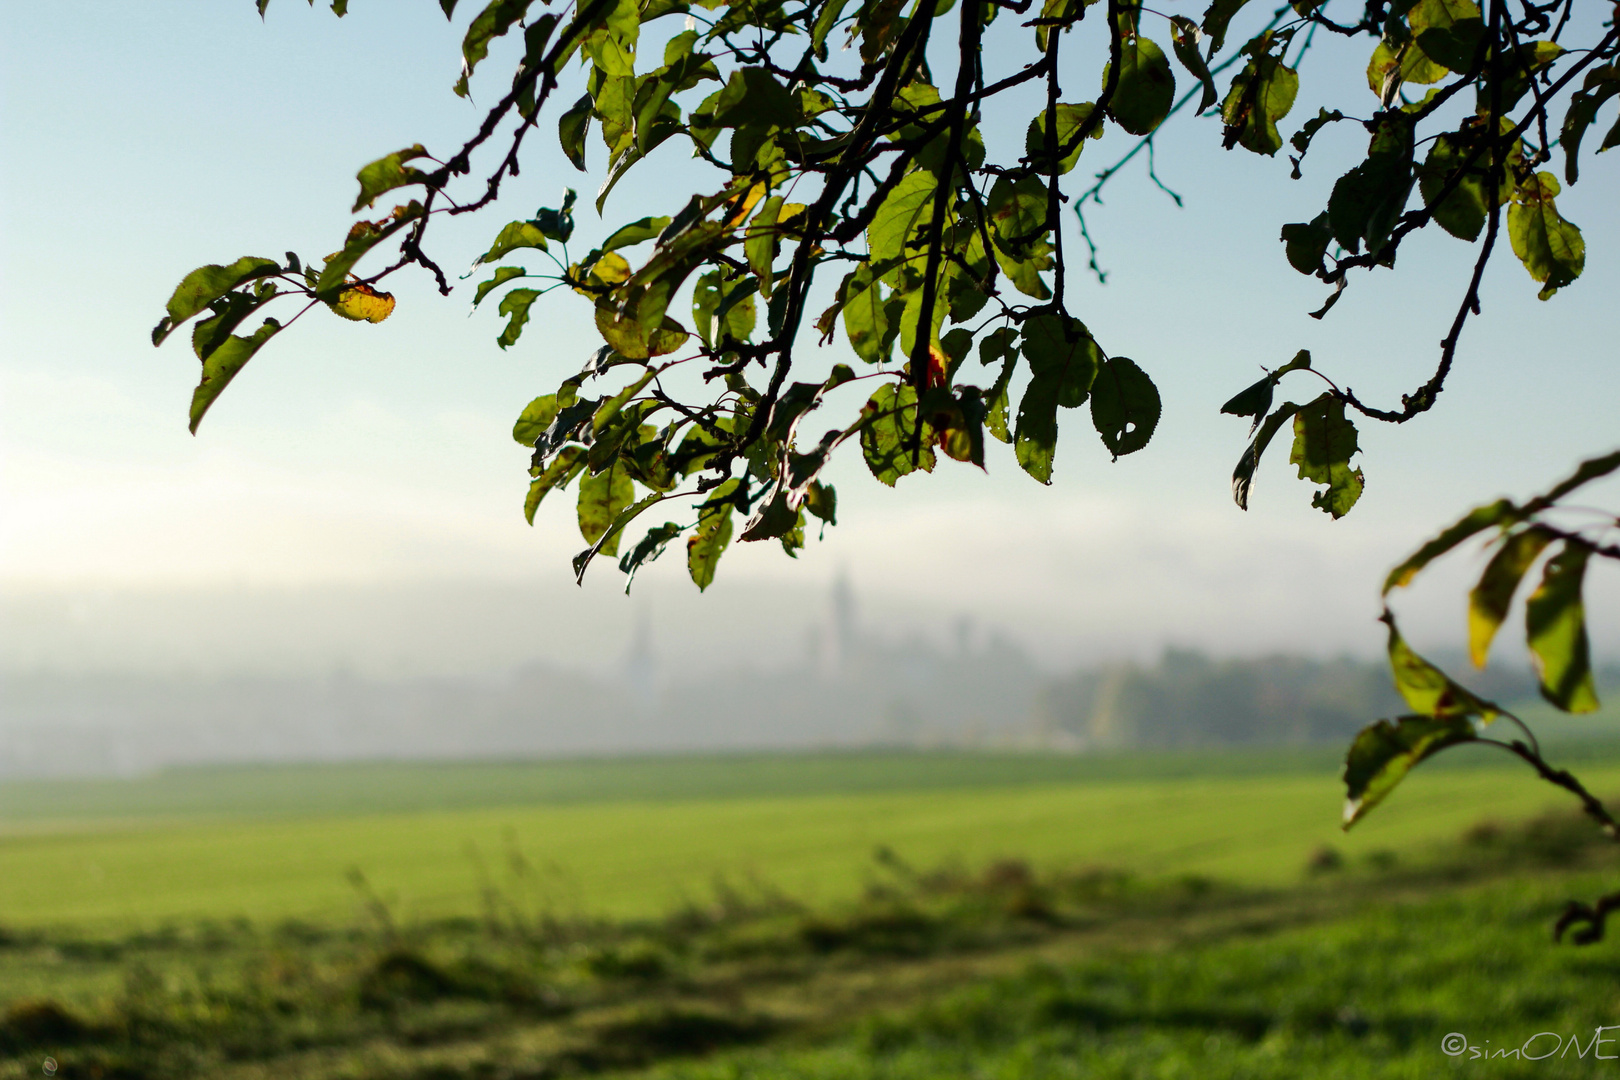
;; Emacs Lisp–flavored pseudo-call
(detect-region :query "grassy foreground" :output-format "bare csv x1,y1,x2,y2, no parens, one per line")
4,750,1620,1077
4,749,1620,926
0,804,1616,1080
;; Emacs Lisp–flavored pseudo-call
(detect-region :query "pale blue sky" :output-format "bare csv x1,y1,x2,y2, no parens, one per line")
2,1,1616,672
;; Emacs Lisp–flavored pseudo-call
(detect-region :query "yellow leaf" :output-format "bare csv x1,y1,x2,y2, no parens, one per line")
327,283,396,323
593,252,633,284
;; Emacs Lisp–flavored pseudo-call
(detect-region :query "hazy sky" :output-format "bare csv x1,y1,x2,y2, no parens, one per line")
3,2,1616,675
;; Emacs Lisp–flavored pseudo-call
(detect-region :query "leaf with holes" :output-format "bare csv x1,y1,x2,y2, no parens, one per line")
1290,394,1363,518
1090,356,1160,459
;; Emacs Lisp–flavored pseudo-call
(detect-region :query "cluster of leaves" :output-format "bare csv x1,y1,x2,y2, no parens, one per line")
152,0,1615,595
1342,450,1620,861
1223,0,1618,519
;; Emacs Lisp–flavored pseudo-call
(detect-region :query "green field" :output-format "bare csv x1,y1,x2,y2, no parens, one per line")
4,747,1620,1078
2,747,1619,927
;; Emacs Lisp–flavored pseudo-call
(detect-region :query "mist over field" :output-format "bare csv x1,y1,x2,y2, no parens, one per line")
6,571,1613,779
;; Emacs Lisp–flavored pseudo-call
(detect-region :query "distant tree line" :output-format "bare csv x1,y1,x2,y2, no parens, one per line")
1035,650,1586,750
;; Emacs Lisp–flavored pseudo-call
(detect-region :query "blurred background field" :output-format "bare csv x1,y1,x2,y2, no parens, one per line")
5,745,1620,928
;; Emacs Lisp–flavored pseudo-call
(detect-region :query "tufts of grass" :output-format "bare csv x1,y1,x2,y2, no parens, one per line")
0,800,1618,1078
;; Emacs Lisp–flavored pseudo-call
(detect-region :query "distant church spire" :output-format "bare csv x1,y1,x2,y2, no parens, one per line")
623,608,658,714
830,569,857,670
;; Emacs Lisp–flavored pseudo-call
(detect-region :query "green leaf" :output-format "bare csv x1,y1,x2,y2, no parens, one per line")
745,196,789,297
1220,376,1273,429
497,288,541,349
1496,40,1565,112
619,521,682,589
1342,714,1477,827
1231,402,1299,510
831,264,897,365
691,271,721,348
687,479,738,590
765,381,824,444
711,67,801,130
1090,355,1160,459
1289,394,1363,518
859,382,935,486
479,222,550,267
559,93,593,171
457,0,533,97
574,489,666,582
577,461,636,553
531,395,600,465
992,240,1053,300
868,171,938,267
1222,350,1308,431
1366,39,1448,98
1106,34,1175,137
860,0,906,64
712,277,758,345
1169,18,1217,114
811,0,851,59
982,333,1018,445
191,290,271,362
804,480,837,525
533,189,577,243
988,174,1049,261
514,14,560,118
474,266,527,307
1418,129,1502,242
1408,0,1483,74
1279,213,1332,276
524,445,586,524
590,369,659,445
1024,102,1099,176
1013,375,1060,483
1561,67,1620,185
1508,171,1585,300
1384,499,1516,593
1526,542,1600,712
1200,0,1252,53
1220,50,1298,156
1327,119,1413,256
595,298,690,360
1467,525,1554,667
740,486,804,542
1382,612,1499,720
1014,313,1099,484
353,145,430,213
157,257,281,344
602,215,672,252
690,271,723,348
1020,313,1098,407
188,318,281,433
513,394,562,446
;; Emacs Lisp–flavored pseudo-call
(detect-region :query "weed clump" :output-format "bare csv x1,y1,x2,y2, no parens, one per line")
0,1000,91,1051
563,1006,773,1070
